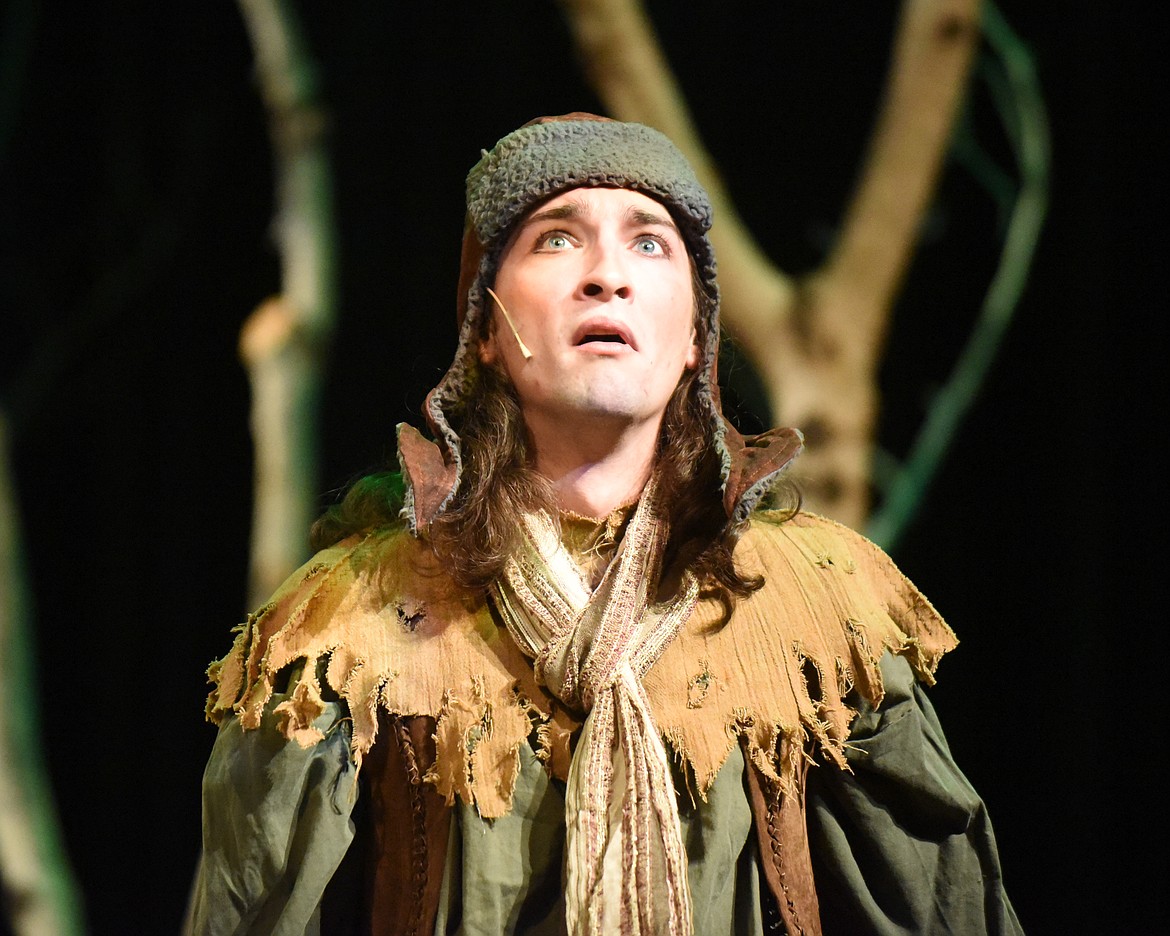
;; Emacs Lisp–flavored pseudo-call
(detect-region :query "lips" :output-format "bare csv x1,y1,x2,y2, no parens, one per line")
572,318,637,350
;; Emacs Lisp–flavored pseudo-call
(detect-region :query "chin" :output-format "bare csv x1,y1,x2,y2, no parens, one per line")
572,396,660,425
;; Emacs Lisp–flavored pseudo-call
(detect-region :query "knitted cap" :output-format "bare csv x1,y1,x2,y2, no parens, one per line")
397,113,801,532
456,113,716,329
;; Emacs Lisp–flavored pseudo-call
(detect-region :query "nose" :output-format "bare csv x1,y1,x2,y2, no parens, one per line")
578,242,631,301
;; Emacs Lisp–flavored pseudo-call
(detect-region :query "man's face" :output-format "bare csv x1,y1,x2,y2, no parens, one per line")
481,187,699,438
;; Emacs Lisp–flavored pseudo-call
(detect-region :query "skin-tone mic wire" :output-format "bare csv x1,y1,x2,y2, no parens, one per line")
485,287,534,361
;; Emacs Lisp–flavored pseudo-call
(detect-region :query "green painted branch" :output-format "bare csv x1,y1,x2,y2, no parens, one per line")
0,411,85,936
867,3,1050,550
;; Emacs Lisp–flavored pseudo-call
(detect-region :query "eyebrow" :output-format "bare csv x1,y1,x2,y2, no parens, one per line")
627,206,678,231
522,199,679,232
524,202,583,226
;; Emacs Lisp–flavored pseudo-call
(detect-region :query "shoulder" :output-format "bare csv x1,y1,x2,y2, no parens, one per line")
744,507,886,558
738,509,884,586
737,509,959,685
203,522,562,817
647,509,959,794
204,524,474,728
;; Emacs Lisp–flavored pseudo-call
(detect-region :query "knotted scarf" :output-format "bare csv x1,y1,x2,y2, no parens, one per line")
490,473,700,935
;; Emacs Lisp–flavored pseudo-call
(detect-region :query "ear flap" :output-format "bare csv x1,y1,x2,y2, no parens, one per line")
720,422,804,522
396,423,459,535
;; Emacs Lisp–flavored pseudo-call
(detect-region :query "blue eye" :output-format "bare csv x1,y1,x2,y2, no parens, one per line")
634,236,665,256
540,233,572,250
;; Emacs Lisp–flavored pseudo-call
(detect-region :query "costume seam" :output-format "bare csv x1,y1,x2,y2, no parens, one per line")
767,795,805,936
397,719,429,936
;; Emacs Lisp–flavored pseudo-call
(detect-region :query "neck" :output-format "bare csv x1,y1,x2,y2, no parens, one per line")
525,413,661,518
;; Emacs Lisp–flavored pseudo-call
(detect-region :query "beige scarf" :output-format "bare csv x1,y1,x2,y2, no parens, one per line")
490,473,700,935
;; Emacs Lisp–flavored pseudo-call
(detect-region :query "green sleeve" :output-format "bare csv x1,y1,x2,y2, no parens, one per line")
805,652,1023,935
189,695,358,936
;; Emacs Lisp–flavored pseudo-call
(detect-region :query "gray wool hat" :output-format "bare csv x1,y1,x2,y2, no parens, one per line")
396,113,801,533
463,115,715,286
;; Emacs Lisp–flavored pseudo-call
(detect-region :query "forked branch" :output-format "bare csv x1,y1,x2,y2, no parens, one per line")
560,0,981,529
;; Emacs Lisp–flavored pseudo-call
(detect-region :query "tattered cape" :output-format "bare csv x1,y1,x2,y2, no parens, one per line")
205,511,957,818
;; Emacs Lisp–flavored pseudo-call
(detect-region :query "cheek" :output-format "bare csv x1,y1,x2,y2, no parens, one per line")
658,271,697,363
660,286,699,369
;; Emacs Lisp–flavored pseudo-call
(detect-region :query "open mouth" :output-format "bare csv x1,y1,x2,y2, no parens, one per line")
573,320,635,349
577,333,628,345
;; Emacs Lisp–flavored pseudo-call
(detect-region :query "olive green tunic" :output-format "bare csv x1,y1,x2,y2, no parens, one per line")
191,652,1019,934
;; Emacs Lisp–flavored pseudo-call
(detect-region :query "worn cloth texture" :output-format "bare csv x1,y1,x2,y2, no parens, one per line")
194,510,1020,934
205,511,956,806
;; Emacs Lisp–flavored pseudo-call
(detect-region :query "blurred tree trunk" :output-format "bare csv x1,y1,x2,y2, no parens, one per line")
560,0,982,530
236,0,338,609
0,411,84,936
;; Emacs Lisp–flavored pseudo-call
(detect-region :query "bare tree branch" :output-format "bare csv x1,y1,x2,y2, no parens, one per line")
820,0,981,348
786,0,981,526
236,0,338,608
557,0,795,329
0,411,85,936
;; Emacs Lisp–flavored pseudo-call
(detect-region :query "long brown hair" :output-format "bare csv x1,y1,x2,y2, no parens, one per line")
314,273,797,603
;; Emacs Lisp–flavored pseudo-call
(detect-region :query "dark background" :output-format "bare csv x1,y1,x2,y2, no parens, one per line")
1,2,1158,933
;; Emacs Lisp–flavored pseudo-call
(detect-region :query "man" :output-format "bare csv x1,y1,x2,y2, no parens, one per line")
193,114,1020,935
